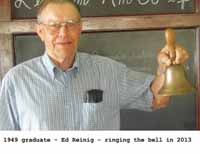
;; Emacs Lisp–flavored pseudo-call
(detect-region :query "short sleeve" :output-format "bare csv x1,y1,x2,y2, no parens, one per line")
119,66,155,112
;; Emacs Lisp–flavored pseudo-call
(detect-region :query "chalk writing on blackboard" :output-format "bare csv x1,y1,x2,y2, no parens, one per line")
14,0,42,10
15,0,31,10
100,0,159,8
168,0,190,10
14,0,192,10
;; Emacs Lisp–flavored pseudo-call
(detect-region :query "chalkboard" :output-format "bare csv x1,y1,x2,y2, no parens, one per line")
11,0,195,19
13,29,197,130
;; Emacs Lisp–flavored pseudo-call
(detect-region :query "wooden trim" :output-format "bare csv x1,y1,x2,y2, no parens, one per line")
196,28,200,129
0,34,13,80
0,0,11,21
195,0,200,129
82,14,200,31
1,14,200,34
196,0,200,13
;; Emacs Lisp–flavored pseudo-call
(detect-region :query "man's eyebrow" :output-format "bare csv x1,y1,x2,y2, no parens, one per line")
42,19,80,23
45,19,58,23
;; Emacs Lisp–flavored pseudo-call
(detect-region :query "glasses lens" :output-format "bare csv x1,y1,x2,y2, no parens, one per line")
42,20,80,34
48,23,61,33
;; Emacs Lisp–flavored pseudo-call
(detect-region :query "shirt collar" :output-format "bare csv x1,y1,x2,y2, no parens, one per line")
72,53,79,71
42,52,80,79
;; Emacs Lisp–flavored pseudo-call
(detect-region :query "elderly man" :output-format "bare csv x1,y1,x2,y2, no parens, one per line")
0,0,189,130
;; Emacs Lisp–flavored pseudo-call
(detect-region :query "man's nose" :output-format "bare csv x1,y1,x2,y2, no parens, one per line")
58,25,70,36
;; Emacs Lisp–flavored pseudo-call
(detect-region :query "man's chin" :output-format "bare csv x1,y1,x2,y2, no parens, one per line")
55,49,76,59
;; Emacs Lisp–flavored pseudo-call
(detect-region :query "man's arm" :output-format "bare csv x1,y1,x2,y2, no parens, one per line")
0,76,19,130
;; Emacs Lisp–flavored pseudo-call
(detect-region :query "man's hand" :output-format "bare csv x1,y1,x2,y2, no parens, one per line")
158,44,189,74
151,29,189,110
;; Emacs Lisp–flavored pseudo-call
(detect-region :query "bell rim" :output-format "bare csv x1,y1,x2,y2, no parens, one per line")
158,87,196,96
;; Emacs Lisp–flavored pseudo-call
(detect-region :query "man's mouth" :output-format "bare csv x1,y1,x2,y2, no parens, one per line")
56,41,72,45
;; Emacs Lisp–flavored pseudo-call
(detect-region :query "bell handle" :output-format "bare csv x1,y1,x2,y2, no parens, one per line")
165,28,176,62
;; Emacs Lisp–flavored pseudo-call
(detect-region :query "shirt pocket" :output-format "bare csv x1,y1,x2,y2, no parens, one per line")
83,89,103,103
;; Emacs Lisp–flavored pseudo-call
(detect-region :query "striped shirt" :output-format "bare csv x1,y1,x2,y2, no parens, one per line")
0,52,154,130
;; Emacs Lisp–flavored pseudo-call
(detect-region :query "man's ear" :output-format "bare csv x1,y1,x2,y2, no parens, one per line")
36,24,45,42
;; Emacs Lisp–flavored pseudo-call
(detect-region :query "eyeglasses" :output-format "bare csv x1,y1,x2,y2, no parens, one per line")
38,20,81,34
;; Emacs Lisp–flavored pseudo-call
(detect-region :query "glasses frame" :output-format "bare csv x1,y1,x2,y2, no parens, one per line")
38,19,82,34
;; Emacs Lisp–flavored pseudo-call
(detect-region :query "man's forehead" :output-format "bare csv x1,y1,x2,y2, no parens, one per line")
40,2,80,20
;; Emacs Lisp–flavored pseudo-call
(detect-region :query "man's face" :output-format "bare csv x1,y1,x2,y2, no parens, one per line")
36,3,82,63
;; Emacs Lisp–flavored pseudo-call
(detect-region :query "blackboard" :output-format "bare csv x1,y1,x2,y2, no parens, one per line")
11,0,195,19
13,29,197,130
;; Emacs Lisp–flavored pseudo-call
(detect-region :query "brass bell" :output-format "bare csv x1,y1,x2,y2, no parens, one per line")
158,29,196,96
159,64,195,96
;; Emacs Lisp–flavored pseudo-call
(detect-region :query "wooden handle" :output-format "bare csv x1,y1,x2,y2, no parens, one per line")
165,28,176,61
